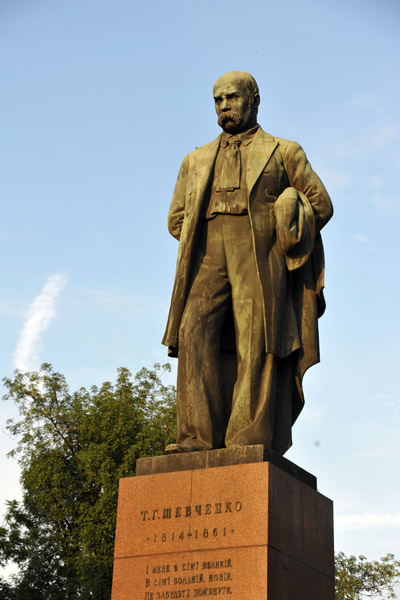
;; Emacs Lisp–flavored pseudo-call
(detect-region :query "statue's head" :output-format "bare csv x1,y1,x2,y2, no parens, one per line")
213,71,260,134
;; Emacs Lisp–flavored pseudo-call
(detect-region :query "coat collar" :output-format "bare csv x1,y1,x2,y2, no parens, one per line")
246,127,278,194
193,126,278,200
220,124,259,148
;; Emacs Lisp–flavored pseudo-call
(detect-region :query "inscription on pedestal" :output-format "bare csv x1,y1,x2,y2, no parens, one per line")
115,465,268,560
133,493,251,598
117,547,268,599
142,555,233,599
112,462,334,600
140,499,241,548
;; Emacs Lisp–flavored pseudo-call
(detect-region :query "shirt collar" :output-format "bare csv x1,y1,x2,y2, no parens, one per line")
220,124,259,148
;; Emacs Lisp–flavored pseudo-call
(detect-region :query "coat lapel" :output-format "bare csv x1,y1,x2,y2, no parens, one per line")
194,136,221,209
246,128,278,194
192,128,278,208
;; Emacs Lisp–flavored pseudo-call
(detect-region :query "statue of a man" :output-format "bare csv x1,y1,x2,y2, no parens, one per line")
162,71,333,455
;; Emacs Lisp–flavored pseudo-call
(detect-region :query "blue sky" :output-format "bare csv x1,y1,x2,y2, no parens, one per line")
1,0,399,578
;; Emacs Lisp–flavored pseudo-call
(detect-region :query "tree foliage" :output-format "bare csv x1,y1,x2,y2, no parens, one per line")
0,363,176,599
335,551,400,599
2,364,400,600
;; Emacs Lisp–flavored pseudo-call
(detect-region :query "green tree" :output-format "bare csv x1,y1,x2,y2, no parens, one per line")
2,365,400,600
0,363,176,599
335,552,400,599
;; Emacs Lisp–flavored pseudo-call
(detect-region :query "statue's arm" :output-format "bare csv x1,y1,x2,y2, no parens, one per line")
275,141,333,270
168,154,189,241
283,141,333,232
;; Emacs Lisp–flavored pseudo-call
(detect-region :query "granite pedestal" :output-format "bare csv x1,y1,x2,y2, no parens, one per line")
112,446,334,600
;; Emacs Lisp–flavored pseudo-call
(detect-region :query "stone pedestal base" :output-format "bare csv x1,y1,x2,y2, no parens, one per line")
112,447,334,600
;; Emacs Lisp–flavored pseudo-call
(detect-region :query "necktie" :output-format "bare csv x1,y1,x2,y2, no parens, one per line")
217,137,241,191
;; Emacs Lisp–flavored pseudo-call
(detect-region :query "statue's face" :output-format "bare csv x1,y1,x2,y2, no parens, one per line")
213,75,258,134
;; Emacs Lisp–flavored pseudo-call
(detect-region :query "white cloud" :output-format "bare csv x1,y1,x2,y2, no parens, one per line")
375,393,400,408
348,91,378,111
357,448,390,458
335,513,400,528
353,234,368,243
372,194,391,211
335,120,399,158
13,274,67,372
371,122,399,148
367,176,383,190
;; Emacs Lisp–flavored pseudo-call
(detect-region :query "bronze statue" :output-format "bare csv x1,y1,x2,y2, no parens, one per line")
162,71,333,455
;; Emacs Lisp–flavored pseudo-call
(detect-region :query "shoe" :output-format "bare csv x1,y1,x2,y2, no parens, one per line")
165,443,206,454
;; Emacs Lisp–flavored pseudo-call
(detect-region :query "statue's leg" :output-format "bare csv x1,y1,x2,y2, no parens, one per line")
221,214,294,453
175,217,231,451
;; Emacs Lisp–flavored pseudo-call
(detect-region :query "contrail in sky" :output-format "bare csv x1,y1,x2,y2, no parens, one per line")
13,274,67,372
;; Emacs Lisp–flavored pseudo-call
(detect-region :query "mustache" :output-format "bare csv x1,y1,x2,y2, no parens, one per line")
218,112,240,128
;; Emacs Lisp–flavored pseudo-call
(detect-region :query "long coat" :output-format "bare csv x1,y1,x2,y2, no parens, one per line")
162,126,333,423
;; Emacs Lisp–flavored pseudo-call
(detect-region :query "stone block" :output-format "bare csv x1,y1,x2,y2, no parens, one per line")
112,458,334,599
136,445,316,489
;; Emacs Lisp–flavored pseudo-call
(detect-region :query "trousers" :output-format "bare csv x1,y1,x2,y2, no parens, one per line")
177,214,294,454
